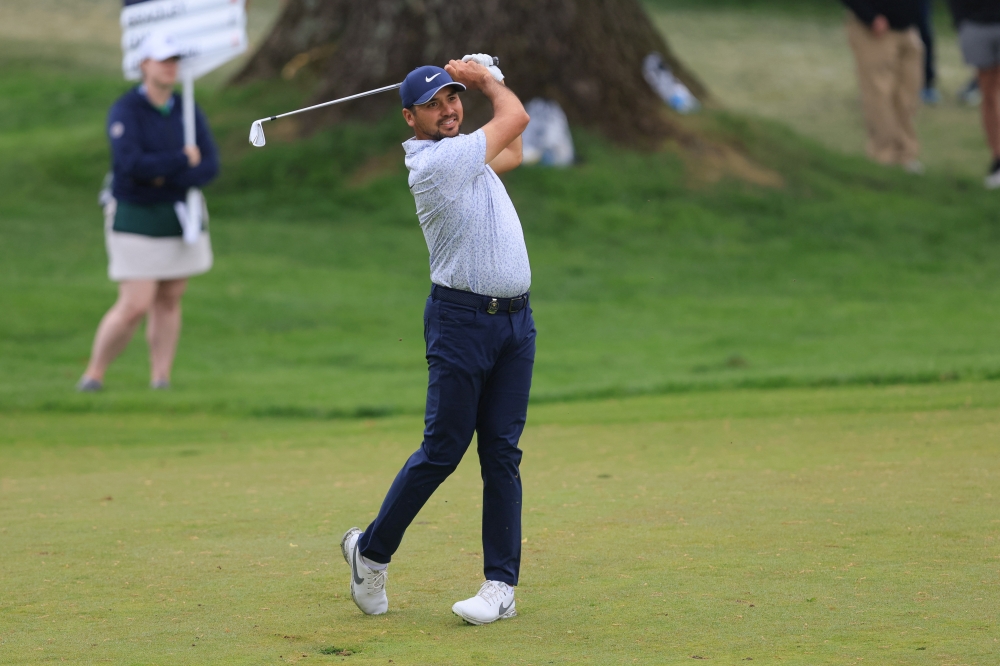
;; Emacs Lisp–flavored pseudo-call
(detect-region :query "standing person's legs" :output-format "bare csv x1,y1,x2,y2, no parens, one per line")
357,298,485,565
917,0,936,93
475,307,535,586
978,66,1000,160
146,278,188,385
82,280,158,382
848,16,901,164
959,21,1000,183
894,28,925,164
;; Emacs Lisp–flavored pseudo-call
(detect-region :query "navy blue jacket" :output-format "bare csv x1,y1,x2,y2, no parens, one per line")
840,0,921,29
108,87,219,205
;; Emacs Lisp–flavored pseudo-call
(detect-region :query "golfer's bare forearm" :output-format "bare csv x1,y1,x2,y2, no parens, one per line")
481,78,529,165
489,135,523,175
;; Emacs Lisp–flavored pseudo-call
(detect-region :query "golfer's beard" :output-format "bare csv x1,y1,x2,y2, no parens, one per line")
428,117,460,141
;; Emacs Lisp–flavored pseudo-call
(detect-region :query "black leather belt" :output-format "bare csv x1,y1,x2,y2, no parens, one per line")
431,284,529,315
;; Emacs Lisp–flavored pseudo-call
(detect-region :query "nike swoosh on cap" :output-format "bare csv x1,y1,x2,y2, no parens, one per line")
425,73,442,82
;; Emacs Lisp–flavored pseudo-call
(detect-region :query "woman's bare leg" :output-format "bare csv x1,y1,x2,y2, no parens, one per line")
146,278,188,385
979,67,1000,161
83,280,157,382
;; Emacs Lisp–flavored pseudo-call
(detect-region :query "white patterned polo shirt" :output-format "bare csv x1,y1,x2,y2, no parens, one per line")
403,129,531,298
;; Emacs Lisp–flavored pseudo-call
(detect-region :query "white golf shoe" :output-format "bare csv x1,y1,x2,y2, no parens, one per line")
452,580,516,625
340,527,388,615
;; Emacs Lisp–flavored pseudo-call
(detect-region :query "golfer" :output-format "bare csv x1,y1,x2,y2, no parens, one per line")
341,54,533,625
77,33,218,392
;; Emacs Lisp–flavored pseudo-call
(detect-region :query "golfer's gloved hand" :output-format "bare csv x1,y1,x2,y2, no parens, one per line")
462,53,503,83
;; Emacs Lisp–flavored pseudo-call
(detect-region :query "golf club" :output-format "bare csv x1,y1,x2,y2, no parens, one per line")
249,57,499,147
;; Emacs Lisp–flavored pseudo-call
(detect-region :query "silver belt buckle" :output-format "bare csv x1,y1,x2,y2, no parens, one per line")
487,298,499,315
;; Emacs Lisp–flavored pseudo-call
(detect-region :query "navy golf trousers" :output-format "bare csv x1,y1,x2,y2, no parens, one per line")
357,288,536,586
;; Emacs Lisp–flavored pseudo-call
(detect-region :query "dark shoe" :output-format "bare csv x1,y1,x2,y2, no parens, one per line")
984,159,1000,190
76,377,103,392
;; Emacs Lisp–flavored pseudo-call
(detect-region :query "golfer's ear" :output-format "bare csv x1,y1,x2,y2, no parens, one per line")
402,108,415,128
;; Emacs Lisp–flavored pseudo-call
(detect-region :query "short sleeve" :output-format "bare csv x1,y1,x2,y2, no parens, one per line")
424,130,487,201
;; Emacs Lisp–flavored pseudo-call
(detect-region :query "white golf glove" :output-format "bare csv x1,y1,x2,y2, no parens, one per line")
462,53,503,82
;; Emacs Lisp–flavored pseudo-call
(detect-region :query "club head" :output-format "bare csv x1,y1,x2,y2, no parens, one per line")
249,120,266,147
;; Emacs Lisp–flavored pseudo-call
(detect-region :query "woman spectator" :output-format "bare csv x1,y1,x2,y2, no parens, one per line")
78,33,219,391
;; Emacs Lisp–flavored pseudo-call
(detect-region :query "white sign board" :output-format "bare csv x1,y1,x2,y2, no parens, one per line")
120,0,247,243
121,0,247,81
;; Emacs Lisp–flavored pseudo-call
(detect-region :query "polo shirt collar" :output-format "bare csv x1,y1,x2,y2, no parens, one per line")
138,84,175,116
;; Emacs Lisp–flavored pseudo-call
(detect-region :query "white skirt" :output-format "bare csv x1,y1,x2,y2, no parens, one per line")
104,198,213,281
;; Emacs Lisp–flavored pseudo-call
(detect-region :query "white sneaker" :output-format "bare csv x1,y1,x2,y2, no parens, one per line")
985,169,1000,190
451,580,516,625
340,527,388,615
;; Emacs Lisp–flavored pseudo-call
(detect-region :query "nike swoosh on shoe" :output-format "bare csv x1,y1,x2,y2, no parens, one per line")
498,600,512,617
352,547,365,585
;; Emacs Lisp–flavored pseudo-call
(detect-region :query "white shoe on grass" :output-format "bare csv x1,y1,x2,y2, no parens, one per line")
452,580,516,625
985,169,1000,190
340,527,388,615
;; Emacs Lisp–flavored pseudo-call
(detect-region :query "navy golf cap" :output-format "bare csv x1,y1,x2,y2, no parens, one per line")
400,66,466,108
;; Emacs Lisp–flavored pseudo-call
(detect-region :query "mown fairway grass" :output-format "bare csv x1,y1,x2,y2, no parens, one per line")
3,382,999,665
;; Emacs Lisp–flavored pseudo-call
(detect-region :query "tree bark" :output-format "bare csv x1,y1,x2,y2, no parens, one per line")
234,0,706,145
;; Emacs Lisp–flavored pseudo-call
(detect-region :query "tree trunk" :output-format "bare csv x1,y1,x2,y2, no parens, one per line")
234,0,706,145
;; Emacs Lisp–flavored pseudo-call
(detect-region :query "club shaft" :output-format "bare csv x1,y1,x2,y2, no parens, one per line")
253,57,499,128
264,83,403,123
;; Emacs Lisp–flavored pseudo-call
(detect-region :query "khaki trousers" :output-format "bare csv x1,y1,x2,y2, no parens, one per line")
847,16,924,165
